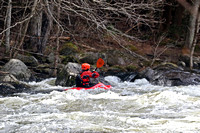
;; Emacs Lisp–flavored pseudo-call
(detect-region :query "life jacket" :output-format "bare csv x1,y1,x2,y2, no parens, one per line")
80,70,99,85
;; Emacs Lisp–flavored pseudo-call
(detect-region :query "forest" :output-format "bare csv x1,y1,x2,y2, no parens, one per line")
0,0,200,74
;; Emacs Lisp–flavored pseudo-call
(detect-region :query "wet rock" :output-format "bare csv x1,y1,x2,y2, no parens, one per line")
1,59,32,81
105,69,138,82
55,62,81,86
117,72,138,82
0,83,16,95
0,73,31,95
139,63,200,86
0,74,18,82
0,82,31,95
105,67,126,76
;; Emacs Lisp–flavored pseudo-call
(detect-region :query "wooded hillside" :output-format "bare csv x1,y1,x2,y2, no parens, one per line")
0,0,200,70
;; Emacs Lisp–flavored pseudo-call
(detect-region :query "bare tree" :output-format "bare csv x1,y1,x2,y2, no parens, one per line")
50,0,163,60
58,0,163,35
189,1,200,69
150,34,174,66
28,3,42,53
176,0,200,69
40,0,53,54
13,0,39,57
5,0,12,53
53,0,62,76
1,0,163,61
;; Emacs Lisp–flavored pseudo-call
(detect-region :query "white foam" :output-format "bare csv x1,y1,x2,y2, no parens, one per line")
1,78,200,132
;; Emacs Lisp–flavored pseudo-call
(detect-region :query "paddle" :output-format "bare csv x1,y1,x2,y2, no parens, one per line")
95,58,104,71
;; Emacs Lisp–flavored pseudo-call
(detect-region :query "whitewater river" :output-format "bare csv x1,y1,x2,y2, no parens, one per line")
1,76,200,133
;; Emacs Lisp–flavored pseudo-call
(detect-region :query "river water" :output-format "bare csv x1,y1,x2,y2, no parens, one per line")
1,76,200,133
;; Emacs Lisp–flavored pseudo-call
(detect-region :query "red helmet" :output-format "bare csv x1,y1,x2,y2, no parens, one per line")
82,63,90,70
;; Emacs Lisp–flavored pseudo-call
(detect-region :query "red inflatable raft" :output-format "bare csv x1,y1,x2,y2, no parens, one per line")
65,83,112,90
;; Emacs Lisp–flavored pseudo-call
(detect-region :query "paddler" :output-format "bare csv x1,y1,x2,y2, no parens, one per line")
75,63,99,87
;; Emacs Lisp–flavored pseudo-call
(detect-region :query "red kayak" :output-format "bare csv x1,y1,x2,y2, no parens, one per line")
65,83,112,90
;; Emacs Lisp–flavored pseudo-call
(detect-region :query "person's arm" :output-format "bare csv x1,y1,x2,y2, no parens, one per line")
92,71,99,78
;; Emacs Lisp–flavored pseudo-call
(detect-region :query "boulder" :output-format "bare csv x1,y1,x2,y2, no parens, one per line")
0,73,31,95
16,54,39,67
55,62,81,86
47,52,55,63
1,59,32,81
79,52,106,65
139,63,200,86
0,82,31,95
47,53,61,64
106,50,133,66
0,83,16,95
59,42,79,56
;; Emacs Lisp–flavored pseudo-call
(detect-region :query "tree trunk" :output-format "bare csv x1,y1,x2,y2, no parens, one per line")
175,0,199,49
53,0,61,76
41,14,52,53
28,7,42,53
189,0,200,69
40,1,53,54
5,0,12,53
190,18,199,69
174,4,185,26
13,0,38,57
160,0,173,31
186,13,197,48
173,3,185,39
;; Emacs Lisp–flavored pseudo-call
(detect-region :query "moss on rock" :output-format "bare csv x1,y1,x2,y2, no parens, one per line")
60,42,79,56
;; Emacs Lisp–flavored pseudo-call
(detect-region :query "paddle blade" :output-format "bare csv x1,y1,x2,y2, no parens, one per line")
96,58,104,68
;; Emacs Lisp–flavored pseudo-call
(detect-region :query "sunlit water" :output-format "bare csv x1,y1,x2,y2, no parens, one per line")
1,76,200,133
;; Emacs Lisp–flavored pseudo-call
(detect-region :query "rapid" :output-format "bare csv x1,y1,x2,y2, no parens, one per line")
1,76,200,133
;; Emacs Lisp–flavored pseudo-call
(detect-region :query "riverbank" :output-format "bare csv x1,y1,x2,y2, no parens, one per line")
1,37,200,95
0,38,187,78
